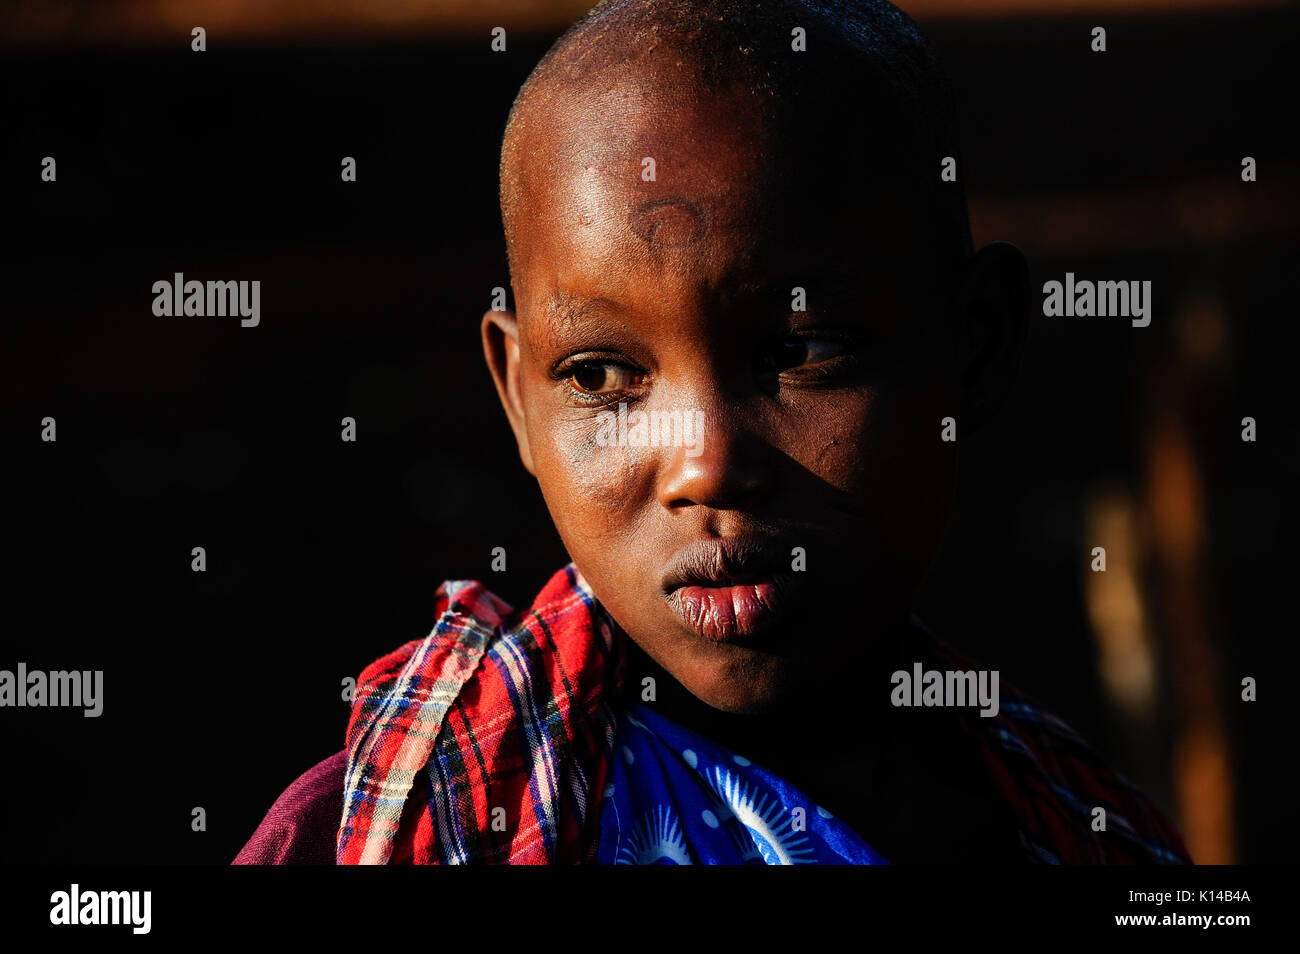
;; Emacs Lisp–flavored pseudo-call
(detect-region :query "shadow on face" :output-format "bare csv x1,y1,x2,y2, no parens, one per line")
484,62,1024,713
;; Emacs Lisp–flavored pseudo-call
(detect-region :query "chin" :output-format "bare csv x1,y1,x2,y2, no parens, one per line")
684,653,795,714
702,691,785,715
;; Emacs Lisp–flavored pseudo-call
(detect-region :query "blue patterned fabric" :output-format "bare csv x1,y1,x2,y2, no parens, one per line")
596,701,889,864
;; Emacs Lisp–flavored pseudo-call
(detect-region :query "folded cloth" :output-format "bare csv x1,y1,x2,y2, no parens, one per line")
337,564,623,864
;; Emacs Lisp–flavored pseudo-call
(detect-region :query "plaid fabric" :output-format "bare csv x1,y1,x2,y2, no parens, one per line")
921,622,1192,864
337,563,1190,864
337,564,624,864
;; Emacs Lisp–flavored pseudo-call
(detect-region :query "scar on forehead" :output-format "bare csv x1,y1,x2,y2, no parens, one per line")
629,197,708,248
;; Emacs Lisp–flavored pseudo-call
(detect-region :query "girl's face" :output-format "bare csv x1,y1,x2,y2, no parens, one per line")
487,78,961,713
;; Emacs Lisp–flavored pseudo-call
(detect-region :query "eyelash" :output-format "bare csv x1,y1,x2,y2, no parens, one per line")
760,331,860,378
554,332,863,403
553,355,644,406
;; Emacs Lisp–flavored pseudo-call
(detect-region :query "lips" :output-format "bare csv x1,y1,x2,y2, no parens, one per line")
661,535,799,642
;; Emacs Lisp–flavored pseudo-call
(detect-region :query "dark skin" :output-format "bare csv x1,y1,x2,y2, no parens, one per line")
484,60,1029,852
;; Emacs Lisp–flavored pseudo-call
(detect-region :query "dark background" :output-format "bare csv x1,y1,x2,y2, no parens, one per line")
1,1,1295,864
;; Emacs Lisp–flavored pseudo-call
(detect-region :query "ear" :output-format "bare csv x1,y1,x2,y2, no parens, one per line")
956,241,1030,437
480,307,536,476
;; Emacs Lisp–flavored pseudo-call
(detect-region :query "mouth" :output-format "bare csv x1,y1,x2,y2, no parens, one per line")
661,535,800,643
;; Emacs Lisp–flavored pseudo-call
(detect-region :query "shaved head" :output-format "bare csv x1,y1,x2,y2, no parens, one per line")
499,0,971,296
479,0,1029,716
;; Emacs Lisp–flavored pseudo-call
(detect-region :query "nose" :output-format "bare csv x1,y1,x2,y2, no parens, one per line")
657,411,775,511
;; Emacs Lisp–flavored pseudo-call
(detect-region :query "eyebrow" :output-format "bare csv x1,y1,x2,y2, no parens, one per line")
540,273,865,334
534,291,625,351
725,263,866,292
546,291,596,331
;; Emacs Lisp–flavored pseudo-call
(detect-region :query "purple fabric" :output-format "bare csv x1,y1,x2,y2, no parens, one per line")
232,751,347,865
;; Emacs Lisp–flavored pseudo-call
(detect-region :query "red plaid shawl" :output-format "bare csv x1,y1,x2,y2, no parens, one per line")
924,631,1191,864
337,564,624,864
336,565,1190,864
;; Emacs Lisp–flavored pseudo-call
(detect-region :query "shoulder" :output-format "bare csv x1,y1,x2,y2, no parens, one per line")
350,565,618,720
917,621,1192,864
336,564,623,864
233,750,348,865
353,578,518,693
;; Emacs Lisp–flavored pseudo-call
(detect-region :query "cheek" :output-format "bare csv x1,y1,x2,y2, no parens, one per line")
526,416,672,655
866,382,959,565
791,382,957,548
529,413,655,540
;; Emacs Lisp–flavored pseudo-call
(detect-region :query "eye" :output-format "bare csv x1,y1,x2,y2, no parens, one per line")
567,359,641,395
758,336,848,374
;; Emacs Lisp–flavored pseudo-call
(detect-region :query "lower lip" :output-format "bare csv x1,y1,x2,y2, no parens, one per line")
668,579,789,642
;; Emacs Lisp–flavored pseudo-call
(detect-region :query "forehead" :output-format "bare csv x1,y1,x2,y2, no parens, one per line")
516,79,770,253
508,69,929,322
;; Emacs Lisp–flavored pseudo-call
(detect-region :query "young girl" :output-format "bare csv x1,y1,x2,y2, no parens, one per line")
236,0,1190,866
